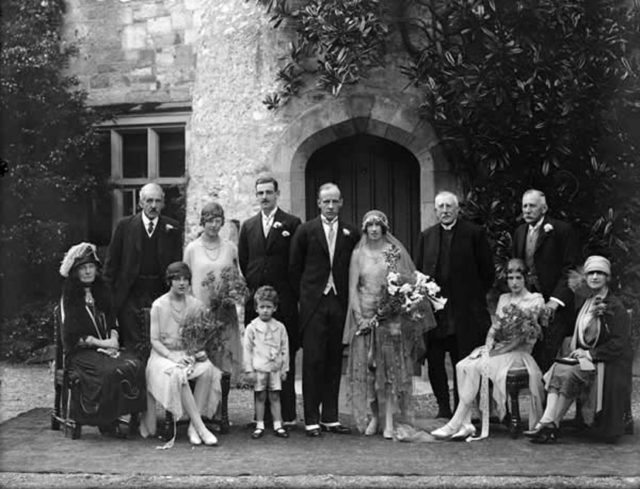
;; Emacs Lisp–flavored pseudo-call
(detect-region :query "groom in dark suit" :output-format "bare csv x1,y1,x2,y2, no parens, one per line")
239,175,302,427
512,189,579,371
414,191,495,418
290,183,359,437
104,183,182,358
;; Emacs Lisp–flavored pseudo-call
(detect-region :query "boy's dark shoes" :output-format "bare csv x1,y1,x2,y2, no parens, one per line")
321,424,351,434
274,427,289,438
251,428,265,439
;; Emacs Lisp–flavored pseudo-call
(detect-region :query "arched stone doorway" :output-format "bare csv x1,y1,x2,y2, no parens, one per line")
265,92,459,231
305,134,421,255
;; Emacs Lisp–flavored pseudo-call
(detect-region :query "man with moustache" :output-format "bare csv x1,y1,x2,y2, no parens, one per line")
104,183,182,360
414,191,495,418
290,183,359,437
512,189,579,371
239,175,302,428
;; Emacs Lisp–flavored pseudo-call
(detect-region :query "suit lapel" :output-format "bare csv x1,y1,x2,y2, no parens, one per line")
314,218,330,258
133,213,143,255
264,209,281,251
534,218,550,254
254,213,268,248
428,226,441,276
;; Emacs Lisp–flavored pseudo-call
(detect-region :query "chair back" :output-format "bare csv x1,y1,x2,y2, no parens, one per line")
52,304,65,370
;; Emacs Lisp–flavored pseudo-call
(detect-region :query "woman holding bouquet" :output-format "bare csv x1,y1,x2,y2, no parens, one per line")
141,262,221,446
432,258,546,440
525,255,632,443
184,202,244,384
343,210,436,438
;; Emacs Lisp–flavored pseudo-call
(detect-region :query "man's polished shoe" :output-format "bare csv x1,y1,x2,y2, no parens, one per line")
321,424,351,434
305,428,321,438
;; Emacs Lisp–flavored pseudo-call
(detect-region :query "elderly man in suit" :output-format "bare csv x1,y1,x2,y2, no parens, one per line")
104,183,182,359
512,189,579,371
414,191,495,418
239,175,302,427
290,183,359,437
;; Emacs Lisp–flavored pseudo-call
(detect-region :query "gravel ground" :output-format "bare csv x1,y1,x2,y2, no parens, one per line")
0,362,54,423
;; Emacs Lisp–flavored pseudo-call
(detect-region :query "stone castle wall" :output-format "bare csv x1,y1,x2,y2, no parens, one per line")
63,0,206,105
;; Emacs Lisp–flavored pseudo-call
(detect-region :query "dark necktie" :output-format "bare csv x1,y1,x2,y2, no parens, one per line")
147,220,155,236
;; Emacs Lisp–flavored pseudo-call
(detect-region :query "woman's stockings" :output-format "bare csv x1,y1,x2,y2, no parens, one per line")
192,364,214,415
539,392,573,425
448,401,472,430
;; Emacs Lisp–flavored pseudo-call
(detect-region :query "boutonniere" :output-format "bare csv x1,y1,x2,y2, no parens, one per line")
281,230,290,237
165,223,175,232
342,228,351,236
543,223,554,233
272,221,283,229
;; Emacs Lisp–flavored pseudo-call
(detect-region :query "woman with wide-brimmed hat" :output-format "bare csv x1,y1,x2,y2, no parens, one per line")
59,242,146,436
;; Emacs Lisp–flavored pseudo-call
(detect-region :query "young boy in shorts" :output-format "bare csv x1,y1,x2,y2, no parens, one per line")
243,285,290,439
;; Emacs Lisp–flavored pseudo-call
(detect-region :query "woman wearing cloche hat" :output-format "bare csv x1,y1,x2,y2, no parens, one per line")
59,242,146,436
524,255,633,443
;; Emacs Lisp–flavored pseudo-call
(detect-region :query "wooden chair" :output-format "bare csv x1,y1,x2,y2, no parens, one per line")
505,367,530,438
142,309,231,439
51,305,82,438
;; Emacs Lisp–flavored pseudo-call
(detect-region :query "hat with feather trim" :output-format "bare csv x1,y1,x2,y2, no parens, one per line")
59,242,101,278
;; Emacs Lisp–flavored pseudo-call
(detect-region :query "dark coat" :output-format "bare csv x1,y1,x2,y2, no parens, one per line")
581,293,632,439
289,216,360,333
61,277,116,354
512,216,579,305
414,218,495,357
238,208,302,349
103,212,182,312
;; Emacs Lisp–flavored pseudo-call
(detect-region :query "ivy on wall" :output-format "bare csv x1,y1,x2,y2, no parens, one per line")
257,0,390,109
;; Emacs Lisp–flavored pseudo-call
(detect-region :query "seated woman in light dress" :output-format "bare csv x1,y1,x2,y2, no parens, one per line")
431,258,546,440
184,202,244,384
140,262,221,446
525,255,632,444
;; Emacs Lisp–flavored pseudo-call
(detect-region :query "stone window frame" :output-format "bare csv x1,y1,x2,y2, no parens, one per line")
99,111,190,228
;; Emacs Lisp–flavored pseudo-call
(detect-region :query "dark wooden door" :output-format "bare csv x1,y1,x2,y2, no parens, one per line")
305,134,421,255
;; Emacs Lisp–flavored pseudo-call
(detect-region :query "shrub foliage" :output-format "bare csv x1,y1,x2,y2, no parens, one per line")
1,0,107,358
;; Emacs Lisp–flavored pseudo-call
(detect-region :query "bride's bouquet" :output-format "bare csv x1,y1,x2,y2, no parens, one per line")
357,244,447,336
377,269,448,323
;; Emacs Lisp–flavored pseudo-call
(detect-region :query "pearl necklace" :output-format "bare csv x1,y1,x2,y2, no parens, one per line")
200,238,222,262
169,297,186,324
